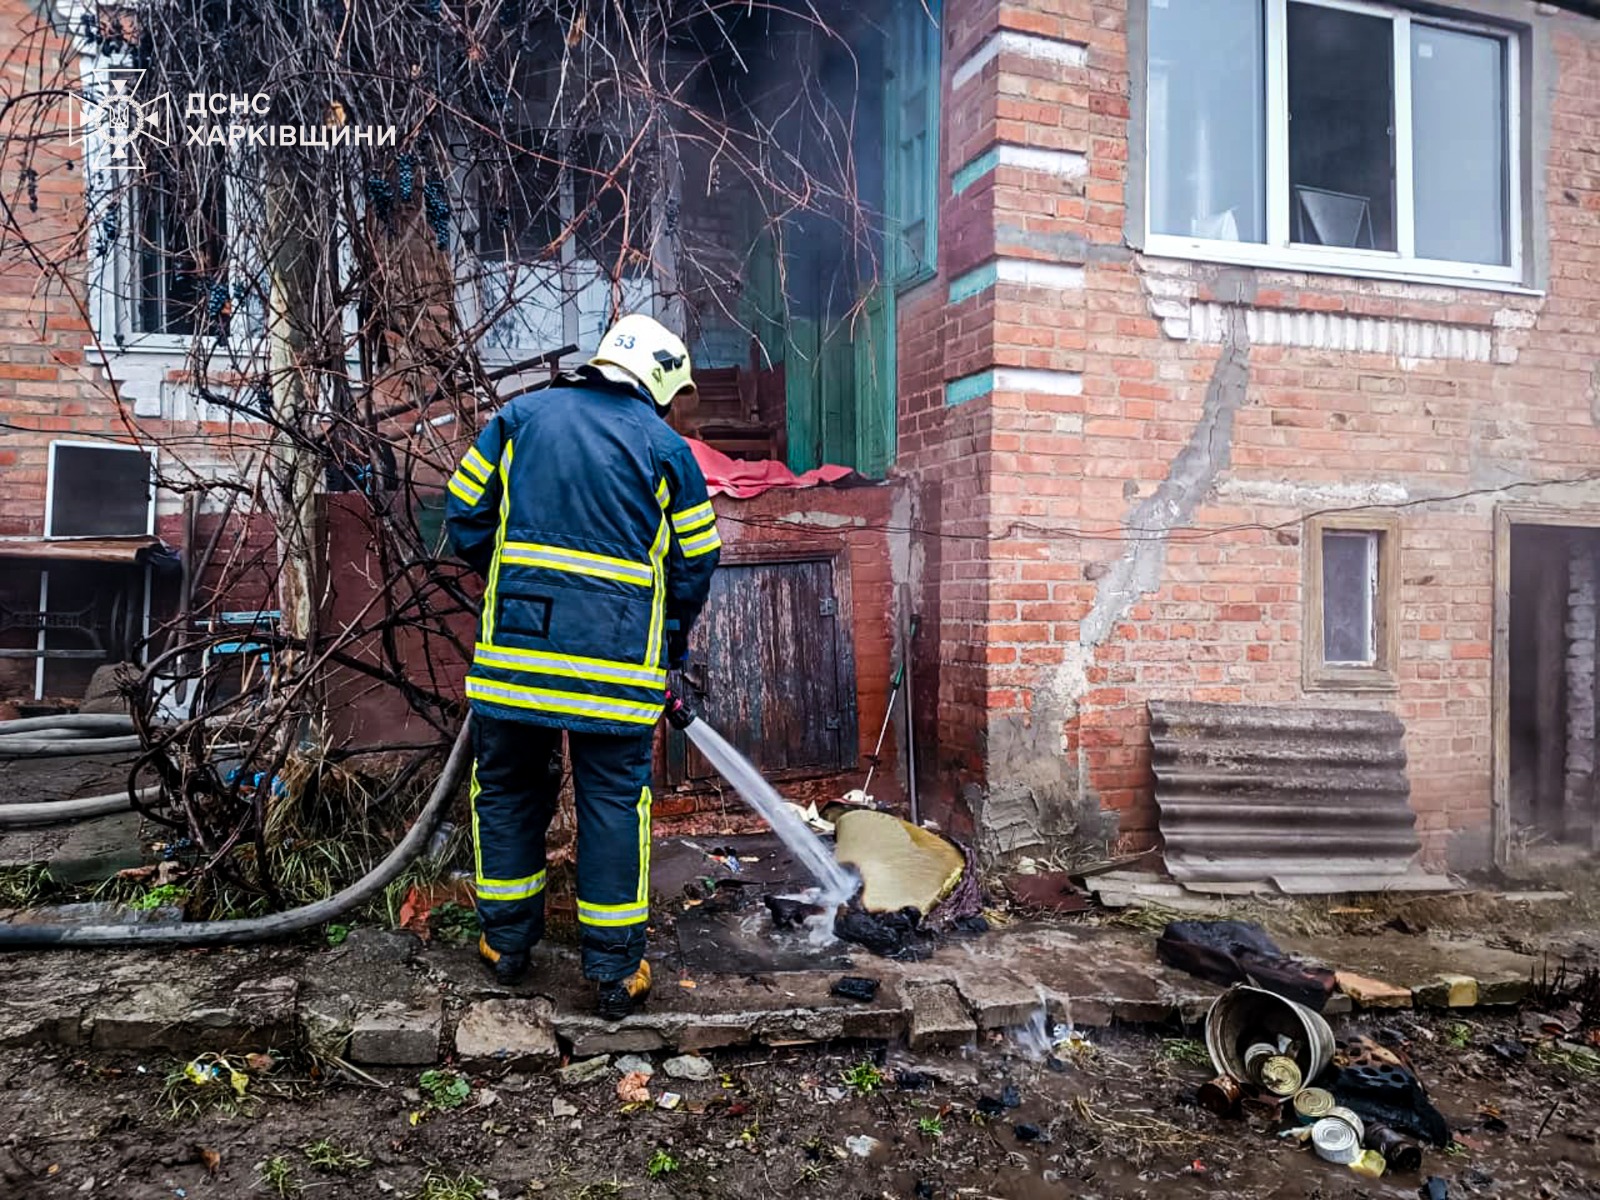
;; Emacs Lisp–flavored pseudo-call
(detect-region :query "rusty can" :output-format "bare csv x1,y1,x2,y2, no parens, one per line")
1325,1106,1366,1142
1365,1122,1423,1173
1197,1075,1243,1118
1293,1086,1335,1124
1257,1054,1303,1096
1312,1117,1362,1164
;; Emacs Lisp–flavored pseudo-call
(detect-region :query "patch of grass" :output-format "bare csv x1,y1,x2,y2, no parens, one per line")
304,1137,371,1173
414,1168,486,1200
646,1149,679,1178
917,1116,944,1139
325,923,351,947
1157,1038,1212,1068
841,1060,883,1095
1446,1022,1473,1050
0,864,52,908
257,1155,301,1197
1536,1040,1600,1076
567,1182,624,1200
130,883,189,911
419,1068,471,1110
431,901,480,945
161,1054,251,1120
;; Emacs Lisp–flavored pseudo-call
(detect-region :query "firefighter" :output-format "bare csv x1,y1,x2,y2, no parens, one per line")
444,313,720,1019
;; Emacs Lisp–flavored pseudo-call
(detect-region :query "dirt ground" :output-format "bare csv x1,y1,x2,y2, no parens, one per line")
3,1007,1599,1200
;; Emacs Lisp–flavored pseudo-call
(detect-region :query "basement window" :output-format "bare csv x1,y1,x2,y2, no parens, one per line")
1145,0,1523,285
1304,515,1399,691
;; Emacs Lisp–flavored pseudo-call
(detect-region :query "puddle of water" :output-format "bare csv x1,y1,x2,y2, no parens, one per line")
682,718,858,938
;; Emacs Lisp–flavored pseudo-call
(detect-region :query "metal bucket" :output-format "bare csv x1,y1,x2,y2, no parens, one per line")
1204,984,1336,1087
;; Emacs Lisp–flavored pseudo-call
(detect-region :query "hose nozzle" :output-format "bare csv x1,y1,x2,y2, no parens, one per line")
663,688,696,731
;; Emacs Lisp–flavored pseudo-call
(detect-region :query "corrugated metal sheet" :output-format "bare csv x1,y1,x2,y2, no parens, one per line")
1150,700,1434,894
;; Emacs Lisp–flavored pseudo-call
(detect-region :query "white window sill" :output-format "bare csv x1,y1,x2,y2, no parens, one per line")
1141,234,1542,298
108,335,200,356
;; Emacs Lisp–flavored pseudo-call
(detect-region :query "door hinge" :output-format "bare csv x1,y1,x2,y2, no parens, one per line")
819,597,837,617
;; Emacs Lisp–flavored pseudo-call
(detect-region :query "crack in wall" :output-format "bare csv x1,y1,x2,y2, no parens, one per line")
1082,304,1253,647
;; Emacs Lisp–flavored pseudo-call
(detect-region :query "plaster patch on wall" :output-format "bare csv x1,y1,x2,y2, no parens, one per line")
1214,479,1411,508
951,29,1088,92
774,511,865,529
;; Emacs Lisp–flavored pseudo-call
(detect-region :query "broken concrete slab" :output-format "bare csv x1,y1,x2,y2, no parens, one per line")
1336,971,1413,1009
906,982,975,1051
1289,934,1536,1014
0,811,149,885
348,996,443,1065
948,967,1044,1030
1413,974,1479,1009
454,998,559,1068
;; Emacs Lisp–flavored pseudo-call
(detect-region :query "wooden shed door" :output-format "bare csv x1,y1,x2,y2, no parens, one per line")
665,558,857,786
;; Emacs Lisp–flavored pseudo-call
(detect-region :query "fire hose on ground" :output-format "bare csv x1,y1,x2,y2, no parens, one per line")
0,713,143,758
0,723,470,949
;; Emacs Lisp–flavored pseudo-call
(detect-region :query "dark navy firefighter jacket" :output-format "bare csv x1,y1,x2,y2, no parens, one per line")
444,373,721,734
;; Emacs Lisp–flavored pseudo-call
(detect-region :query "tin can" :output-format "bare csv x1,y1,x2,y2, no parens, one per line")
1348,1149,1386,1179
1197,1075,1243,1118
1257,1054,1303,1096
1325,1106,1366,1142
1243,1042,1278,1079
1293,1086,1335,1124
1365,1122,1423,1173
1312,1117,1362,1164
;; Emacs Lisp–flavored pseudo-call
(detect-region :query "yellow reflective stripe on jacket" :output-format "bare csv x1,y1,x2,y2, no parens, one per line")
671,501,715,535
475,871,547,901
461,446,494,484
500,541,653,587
465,677,660,725
473,644,666,687
646,511,670,668
481,440,515,644
679,525,722,558
655,478,670,507
577,898,649,927
448,472,485,505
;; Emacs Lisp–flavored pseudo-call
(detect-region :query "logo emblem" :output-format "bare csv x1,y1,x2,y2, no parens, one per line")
77,69,169,172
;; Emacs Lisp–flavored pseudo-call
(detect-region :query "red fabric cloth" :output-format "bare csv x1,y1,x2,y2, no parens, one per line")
687,438,858,499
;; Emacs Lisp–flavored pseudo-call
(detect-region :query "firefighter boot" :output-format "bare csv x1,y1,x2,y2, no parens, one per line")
595,960,651,1020
479,935,531,986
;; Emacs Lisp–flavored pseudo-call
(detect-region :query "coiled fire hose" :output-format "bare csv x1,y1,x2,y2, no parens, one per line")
0,722,470,949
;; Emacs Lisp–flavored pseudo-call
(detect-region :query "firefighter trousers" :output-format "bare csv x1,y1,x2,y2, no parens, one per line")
469,715,654,983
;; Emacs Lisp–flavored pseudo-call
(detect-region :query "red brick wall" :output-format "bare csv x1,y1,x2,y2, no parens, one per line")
925,0,1600,869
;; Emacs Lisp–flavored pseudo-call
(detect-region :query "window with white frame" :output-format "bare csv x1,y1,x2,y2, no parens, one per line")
128,148,229,338
1145,0,1521,283
471,130,657,356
